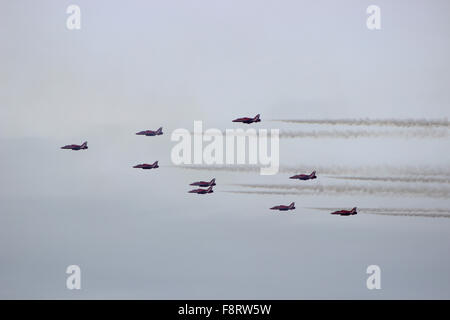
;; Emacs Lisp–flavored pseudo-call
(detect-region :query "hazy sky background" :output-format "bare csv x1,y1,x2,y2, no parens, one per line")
1,0,450,298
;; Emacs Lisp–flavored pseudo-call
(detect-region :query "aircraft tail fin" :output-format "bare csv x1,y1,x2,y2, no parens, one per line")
210,178,216,185
153,161,159,166
207,186,213,192
81,141,88,148
289,202,295,208
311,170,316,176
156,127,163,134
254,114,260,120
351,207,357,213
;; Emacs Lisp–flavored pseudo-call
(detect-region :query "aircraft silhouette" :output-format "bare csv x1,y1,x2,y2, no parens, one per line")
330,207,357,216
290,171,317,180
136,127,163,136
190,178,216,187
133,161,159,169
61,141,88,150
232,114,261,124
188,186,214,194
270,202,295,211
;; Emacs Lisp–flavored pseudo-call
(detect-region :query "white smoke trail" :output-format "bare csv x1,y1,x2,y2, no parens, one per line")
364,208,450,214
308,207,450,219
281,165,450,177
178,164,450,177
308,207,450,213
233,183,450,198
328,176,450,184
363,212,450,218
179,165,261,173
196,129,449,139
279,129,448,139
224,190,311,196
273,118,450,128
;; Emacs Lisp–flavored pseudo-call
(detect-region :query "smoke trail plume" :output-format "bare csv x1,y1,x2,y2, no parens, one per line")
308,207,450,219
273,118,450,128
196,129,449,139
282,165,450,177
363,212,450,218
308,207,450,213
364,208,450,214
329,176,450,184
224,190,310,196
178,164,450,177
232,183,450,198
278,129,448,139
179,165,261,173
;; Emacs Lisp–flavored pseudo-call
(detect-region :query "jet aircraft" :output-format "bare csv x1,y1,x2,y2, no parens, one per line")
61,141,88,150
133,161,159,169
136,127,163,136
232,114,261,124
290,171,317,180
330,207,357,216
188,186,214,194
270,202,295,211
190,178,216,187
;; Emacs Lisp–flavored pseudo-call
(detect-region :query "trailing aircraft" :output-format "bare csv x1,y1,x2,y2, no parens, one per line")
133,161,159,169
136,127,163,136
61,141,88,150
232,114,261,124
270,202,295,211
330,207,357,216
188,186,214,194
290,171,317,180
190,178,216,187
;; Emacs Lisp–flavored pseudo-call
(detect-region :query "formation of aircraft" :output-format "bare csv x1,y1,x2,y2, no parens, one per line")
190,178,216,187
188,178,216,194
330,207,357,216
188,186,214,194
290,171,317,180
133,161,159,169
61,116,357,215
60,141,88,150
232,114,261,124
136,127,163,136
270,202,296,211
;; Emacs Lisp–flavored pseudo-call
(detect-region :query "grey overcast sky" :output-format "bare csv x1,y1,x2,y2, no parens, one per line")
0,0,450,298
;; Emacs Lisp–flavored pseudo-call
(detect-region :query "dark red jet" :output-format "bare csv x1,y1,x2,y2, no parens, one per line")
188,186,214,194
290,171,317,180
232,114,261,124
133,161,159,169
270,202,295,211
330,207,357,216
136,127,163,136
190,178,216,187
61,141,88,150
